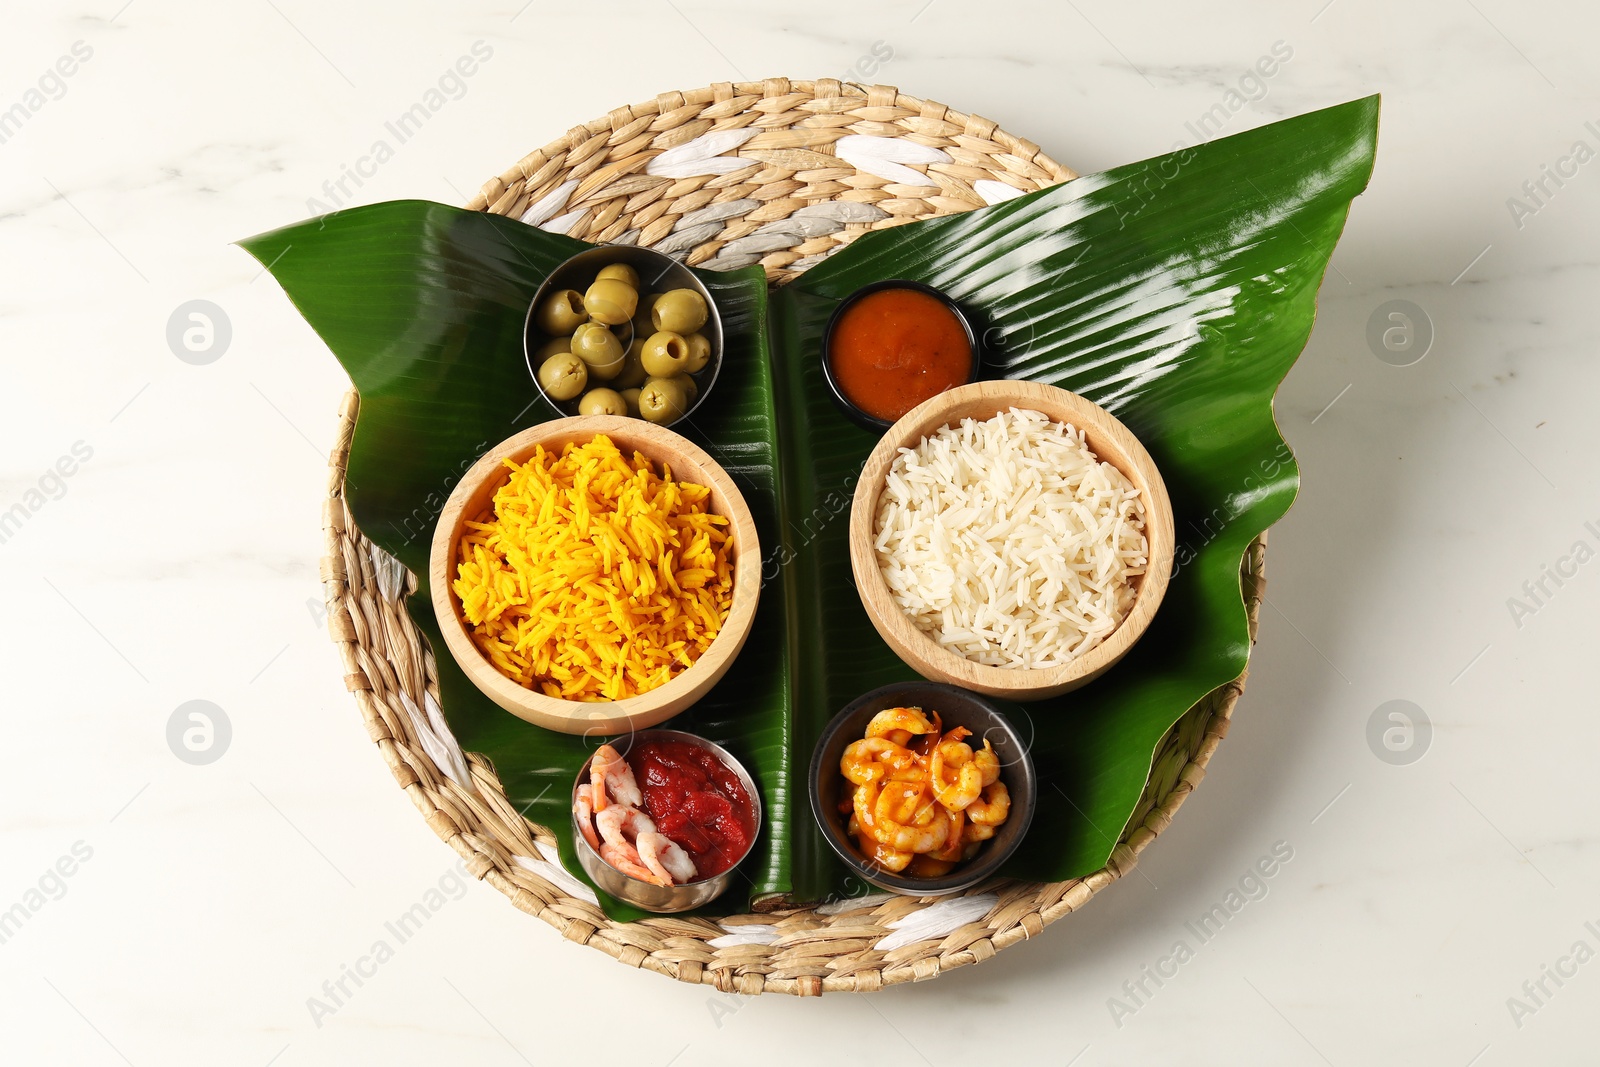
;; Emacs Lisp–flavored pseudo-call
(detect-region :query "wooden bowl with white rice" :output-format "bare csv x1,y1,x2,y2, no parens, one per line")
849,380,1174,700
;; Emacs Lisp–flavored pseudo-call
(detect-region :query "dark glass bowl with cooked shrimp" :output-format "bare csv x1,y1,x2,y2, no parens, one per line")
809,682,1036,896
571,729,761,913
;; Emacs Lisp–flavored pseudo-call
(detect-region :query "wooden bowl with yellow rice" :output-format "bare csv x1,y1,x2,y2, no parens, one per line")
429,416,760,735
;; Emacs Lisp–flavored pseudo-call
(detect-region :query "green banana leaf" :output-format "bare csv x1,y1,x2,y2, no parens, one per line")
242,95,1378,918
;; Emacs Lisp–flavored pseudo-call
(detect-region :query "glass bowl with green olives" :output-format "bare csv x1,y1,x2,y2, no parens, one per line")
524,246,722,428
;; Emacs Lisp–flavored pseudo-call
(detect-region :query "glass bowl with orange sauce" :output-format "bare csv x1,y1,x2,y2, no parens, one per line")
820,280,980,432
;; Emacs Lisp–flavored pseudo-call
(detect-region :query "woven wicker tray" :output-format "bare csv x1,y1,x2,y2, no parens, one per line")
319,79,1266,996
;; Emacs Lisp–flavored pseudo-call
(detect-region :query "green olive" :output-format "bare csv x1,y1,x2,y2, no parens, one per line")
584,278,638,326
682,332,712,373
619,387,642,417
570,322,624,366
535,289,587,335
570,326,625,381
537,352,587,401
577,388,628,417
589,350,625,381
638,377,689,424
651,288,707,334
670,373,699,403
596,263,640,289
632,293,660,337
611,339,649,390
533,336,572,362
641,331,691,377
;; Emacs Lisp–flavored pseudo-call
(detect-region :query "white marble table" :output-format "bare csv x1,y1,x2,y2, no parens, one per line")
3,1,1596,1063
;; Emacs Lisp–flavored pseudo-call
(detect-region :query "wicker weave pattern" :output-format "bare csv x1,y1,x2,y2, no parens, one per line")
466,79,1076,282
321,81,1263,995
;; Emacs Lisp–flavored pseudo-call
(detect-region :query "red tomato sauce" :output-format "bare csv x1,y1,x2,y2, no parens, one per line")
631,740,755,878
828,287,973,422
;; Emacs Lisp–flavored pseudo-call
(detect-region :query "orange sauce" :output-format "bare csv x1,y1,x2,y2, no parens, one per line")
828,288,972,422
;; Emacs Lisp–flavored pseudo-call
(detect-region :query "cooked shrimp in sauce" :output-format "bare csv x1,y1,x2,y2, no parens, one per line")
837,706,1011,877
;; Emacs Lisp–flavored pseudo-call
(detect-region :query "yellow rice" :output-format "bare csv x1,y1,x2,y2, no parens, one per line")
452,434,734,702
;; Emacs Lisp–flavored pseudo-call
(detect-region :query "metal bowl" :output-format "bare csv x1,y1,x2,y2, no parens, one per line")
808,681,1036,896
571,729,761,913
525,245,723,428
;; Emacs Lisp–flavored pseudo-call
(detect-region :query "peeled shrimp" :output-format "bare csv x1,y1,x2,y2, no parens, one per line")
573,783,601,850
841,737,917,786
871,809,949,853
595,803,655,849
637,831,698,885
590,743,641,811
926,807,967,864
967,782,1011,827
856,781,949,853
972,741,1001,787
930,728,985,811
854,835,914,872
865,706,939,747
601,840,669,886
875,780,940,828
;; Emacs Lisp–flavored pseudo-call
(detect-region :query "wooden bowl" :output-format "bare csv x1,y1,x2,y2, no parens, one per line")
848,380,1174,701
429,416,760,735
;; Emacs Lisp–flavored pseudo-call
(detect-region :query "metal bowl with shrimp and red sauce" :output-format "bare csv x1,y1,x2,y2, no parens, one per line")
572,729,761,913
808,682,1036,896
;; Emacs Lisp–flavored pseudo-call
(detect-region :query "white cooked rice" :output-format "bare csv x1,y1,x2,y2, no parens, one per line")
873,407,1148,669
